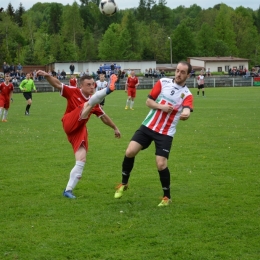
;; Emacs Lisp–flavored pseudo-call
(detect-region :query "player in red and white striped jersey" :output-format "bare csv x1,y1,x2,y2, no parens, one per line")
114,61,194,206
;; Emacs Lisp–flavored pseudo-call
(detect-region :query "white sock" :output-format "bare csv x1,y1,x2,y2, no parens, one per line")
3,109,8,120
130,101,134,109
126,99,130,107
66,161,85,191
88,88,107,106
0,108,3,119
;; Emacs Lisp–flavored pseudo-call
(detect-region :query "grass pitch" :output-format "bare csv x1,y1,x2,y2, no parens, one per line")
0,87,259,259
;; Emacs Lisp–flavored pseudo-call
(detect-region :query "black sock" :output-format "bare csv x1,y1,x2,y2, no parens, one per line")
202,91,204,96
197,91,199,95
158,167,171,199
121,156,135,184
26,104,31,112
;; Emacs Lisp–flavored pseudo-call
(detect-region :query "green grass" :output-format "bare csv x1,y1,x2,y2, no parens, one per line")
0,87,260,259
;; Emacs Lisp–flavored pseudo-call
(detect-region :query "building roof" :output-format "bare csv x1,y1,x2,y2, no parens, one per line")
188,57,249,62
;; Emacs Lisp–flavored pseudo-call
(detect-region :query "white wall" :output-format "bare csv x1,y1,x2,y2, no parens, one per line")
53,61,157,74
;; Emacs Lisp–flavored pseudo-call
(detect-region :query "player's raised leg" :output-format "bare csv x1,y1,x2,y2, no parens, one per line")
81,74,117,119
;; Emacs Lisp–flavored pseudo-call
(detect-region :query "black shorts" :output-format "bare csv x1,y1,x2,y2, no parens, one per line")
198,84,204,89
100,98,105,106
23,92,32,100
131,125,173,159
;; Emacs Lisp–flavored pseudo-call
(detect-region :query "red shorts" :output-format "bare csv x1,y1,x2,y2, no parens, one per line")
62,104,89,153
0,96,10,109
127,87,136,98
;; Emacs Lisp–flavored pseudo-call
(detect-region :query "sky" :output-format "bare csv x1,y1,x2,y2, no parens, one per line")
2,0,259,12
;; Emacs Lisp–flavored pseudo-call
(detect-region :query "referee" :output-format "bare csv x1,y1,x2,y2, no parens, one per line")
19,73,37,115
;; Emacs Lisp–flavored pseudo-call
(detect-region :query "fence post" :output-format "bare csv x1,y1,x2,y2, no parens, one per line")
233,78,234,87
214,78,215,88
251,77,253,86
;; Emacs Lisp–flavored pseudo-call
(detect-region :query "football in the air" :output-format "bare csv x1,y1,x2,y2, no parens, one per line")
99,0,118,16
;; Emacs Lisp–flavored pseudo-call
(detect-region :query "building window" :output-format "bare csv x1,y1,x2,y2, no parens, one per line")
225,65,229,72
218,67,222,72
239,65,244,70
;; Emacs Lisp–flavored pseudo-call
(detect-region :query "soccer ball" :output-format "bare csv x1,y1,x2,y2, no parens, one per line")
99,0,118,16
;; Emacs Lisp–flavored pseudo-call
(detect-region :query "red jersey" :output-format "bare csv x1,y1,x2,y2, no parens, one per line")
0,82,14,97
69,78,77,87
60,84,104,119
127,76,139,88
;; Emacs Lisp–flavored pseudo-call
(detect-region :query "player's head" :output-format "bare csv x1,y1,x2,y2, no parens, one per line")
26,73,31,79
131,70,135,77
174,61,192,85
99,74,105,81
79,75,95,95
4,74,10,82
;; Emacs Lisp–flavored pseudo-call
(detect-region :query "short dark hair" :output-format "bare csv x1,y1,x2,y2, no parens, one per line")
79,75,93,85
178,61,192,74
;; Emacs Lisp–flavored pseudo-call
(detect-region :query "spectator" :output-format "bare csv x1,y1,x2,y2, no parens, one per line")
206,68,211,77
61,69,66,80
69,63,75,75
190,69,196,78
85,69,90,76
17,63,23,73
161,70,165,77
3,62,9,75
144,69,149,78
57,70,62,80
9,64,15,72
110,63,115,74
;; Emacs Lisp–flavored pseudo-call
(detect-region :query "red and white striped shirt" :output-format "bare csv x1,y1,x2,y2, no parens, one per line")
142,78,193,137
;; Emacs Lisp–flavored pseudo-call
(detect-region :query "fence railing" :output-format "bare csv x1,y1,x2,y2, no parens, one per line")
12,76,258,93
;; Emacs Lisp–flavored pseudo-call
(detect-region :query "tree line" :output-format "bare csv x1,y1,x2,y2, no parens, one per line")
0,0,260,68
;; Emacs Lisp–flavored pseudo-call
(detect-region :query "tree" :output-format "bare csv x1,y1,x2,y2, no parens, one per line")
214,4,237,56
14,3,25,27
196,22,216,56
61,2,83,50
6,3,15,20
136,0,147,21
47,3,63,34
171,22,197,62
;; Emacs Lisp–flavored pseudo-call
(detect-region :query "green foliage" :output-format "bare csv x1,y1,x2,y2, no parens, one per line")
0,88,260,259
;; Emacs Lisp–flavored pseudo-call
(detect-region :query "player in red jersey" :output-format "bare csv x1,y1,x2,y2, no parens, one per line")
114,61,193,207
36,70,119,199
125,70,139,110
69,74,78,87
0,74,14,122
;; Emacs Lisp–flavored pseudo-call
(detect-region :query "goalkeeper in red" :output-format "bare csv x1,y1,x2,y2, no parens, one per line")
36,70,120,199
114,61,194,206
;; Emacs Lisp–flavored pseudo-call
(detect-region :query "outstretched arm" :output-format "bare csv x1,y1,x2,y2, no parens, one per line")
36,70,62,90
100,114,121,138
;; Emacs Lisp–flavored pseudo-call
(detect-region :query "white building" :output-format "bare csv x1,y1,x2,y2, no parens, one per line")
48,61,157,75
188,57,249,72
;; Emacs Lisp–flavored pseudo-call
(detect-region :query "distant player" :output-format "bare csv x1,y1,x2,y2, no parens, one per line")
125,70,139,110
69,74,78,87
0,74,14,122
19,73,37,115
95,74,108,107
197,72,205,96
